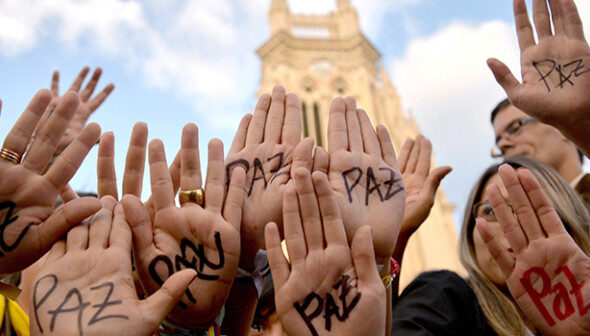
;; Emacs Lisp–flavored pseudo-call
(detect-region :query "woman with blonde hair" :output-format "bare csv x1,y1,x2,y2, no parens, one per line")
391,156,590,335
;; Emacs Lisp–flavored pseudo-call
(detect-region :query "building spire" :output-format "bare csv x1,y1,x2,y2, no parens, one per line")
337,0,352,9
269,0,290,35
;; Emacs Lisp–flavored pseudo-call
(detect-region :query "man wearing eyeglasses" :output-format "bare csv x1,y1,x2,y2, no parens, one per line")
490,98,589,207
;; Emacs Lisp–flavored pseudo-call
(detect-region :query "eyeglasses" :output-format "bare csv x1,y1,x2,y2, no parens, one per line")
472,200,513,222
491,118,537,158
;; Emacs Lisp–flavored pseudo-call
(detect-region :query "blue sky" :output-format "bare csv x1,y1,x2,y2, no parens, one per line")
0,0,588,229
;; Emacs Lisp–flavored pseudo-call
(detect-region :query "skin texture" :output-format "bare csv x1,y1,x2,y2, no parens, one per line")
122,125,247,328
472,173,510,287
266,169,386,336
326,97,405,263
492,105,581,182
0,90,102,274
35,67,114,158
30,196,197,336
224,86,303,267
477,165,590,336
488,0,590,156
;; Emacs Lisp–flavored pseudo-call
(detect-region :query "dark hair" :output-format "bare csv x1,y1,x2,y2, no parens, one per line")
490,98,585,164
490,98,511,124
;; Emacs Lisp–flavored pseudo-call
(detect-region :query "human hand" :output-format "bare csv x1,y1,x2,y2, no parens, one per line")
0,90,101,273
37,67,114,157
30,196,197,336
97,122,182,221
326,97,405,262
476,165,590,336
225,86,302,266
397,135,451,240
122,124,246,328
488,0,590,154
266,169,386,336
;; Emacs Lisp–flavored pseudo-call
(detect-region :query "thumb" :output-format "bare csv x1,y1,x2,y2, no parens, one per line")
351,226,381,287
40,197,101,247
141,269,198,329
422,166,452,198
487,58,520,98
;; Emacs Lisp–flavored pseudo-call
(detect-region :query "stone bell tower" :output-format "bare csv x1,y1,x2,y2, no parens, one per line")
257,0,464,289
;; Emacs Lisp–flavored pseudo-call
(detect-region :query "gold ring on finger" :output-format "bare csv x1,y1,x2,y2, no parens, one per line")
0,148,21,164
179,189,205,206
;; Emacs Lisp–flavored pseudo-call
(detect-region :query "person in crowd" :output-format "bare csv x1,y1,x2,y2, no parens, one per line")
476,164,590,335
487,0,589,205
391,156,590,336
489,99,588,205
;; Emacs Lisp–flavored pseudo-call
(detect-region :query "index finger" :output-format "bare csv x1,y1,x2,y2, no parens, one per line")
2,90,52,157
80,67,103,102
123,122,148,197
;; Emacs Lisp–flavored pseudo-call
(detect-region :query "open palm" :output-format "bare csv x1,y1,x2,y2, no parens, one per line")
30,197,196,336
266,169,386,336
122,125,246,328
0,90,101,273
225,86,302,259
477,165,590,336
488,0,590,132
327,97,405,261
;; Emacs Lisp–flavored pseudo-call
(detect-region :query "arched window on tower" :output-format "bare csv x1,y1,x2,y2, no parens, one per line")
313,102,322,147
302,101,309,138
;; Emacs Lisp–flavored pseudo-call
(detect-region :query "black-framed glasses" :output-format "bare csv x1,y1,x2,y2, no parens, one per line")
491,118,537,158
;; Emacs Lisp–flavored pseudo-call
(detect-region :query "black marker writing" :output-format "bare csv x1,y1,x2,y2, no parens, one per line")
88,282,129,325
33,275,127,335
294,275,361,335
226,152,291,196
533,58,590,92
342,167,404,204
148,231,225,309
0,201,33,256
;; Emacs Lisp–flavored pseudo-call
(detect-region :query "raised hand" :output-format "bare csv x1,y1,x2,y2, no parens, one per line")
488,0,590,155
476,165,590,336
225,86,302,266
122,124,246,328
37,67,114,157
0,90,101,273
397,135,452,243
265,169,386,336
326,97,405,262
30,196,197,336
97,122,182,220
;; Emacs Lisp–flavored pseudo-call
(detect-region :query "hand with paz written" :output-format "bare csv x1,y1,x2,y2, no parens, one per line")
488,0,590,155
225,86,305,268
326,97,405,262
266,168,386,336
30,196,196,336
0,90,102,273
476,165,590,336
122,124,246,328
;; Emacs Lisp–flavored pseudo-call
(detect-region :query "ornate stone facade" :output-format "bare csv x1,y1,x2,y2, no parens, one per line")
257,0,465,289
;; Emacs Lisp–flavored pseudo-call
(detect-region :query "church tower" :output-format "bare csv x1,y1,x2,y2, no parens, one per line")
257,0,464,289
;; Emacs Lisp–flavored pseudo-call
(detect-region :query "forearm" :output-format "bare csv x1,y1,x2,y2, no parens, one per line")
220,280,258,336
391,233,410,306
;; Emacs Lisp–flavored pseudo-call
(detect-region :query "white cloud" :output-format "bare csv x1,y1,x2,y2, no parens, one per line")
390,3,590,222
391,20,520,220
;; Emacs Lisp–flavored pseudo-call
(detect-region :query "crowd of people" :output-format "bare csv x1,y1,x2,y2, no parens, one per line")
0,0,589,335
